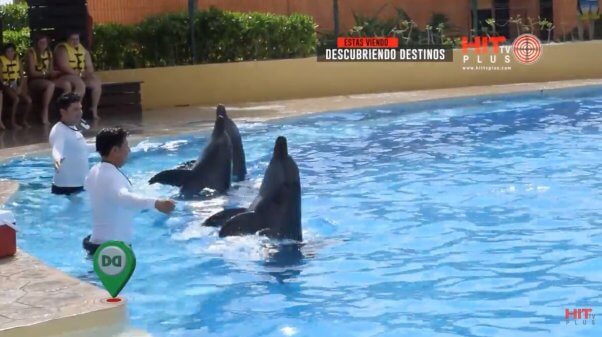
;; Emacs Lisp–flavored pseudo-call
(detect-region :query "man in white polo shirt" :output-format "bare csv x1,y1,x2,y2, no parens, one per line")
83,127,175,255
48,93,95,195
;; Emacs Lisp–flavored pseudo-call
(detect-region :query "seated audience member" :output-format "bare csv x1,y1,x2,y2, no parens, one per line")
1,43,32,128
54,32,102,120
26,34,66,125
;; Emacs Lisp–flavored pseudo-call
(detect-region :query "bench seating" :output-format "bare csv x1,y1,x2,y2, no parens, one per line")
2,81,142,126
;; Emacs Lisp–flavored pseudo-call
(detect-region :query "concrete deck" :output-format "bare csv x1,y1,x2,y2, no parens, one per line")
0,79,601,336
0,251,127,337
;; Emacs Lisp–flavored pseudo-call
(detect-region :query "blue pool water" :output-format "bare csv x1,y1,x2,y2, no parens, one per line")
2,87,602,337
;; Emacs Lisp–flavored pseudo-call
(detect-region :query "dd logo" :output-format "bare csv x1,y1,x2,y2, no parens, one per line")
97,246,126,276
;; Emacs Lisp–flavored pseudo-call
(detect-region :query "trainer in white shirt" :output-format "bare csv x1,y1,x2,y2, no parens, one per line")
48,93,95,195
83,128,175,252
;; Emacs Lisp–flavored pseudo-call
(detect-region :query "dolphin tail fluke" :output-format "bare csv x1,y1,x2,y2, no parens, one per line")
219,212,267,237
148,169,192,186
203,208,248,227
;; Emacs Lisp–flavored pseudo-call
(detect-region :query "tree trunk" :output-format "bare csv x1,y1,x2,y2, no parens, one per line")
470,0,478,37
333,0,340,38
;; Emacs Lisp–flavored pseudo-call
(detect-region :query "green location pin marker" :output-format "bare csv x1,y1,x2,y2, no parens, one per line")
93,241,136,298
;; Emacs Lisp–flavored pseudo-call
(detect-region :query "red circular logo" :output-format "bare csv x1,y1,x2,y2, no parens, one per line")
512,34,542,65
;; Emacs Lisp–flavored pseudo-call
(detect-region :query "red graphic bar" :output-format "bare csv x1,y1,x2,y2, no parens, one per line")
337,37,399,48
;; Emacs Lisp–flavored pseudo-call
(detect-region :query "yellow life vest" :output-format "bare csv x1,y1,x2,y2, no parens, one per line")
31,48,51,73
0,55,21,82
56,42,87,72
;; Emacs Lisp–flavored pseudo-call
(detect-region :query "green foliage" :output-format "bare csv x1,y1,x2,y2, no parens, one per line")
91,24,138,70
91,7,317,70
0,3,29,30
3,28,30,56
349,4,398,37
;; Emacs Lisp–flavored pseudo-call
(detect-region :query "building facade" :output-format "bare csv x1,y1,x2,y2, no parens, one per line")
88,0,597,40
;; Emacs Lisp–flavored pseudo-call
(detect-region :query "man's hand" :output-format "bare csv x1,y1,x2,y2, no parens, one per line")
155,199,176,214
54,158,64,171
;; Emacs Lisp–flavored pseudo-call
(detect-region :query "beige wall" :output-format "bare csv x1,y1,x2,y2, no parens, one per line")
97,41,602,111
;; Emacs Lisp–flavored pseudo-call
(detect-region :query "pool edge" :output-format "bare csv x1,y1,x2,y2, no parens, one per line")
0,297,127,337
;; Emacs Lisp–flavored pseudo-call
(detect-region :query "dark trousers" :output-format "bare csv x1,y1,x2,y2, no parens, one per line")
52,185,84,195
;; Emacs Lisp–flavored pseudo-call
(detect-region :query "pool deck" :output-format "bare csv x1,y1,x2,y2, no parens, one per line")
0,251,127,337
0,79,602,337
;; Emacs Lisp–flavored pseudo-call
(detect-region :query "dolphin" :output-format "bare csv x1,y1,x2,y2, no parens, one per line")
203,136,302,241
217,104,247,181
149,116,232,198
178,105,246,181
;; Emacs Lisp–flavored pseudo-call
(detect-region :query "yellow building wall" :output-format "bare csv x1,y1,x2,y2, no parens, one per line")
97,41,602,111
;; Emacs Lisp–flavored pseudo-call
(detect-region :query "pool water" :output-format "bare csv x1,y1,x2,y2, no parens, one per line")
2,87,602,337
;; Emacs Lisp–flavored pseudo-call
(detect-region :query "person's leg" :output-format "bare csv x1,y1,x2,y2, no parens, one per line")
30,79,55,125
27,80,43,125
82,73,102,119
71,76,86,98
0,90,4,130
57,74,85,97
18,92,32,128
53,77,72,94
4,87,21,129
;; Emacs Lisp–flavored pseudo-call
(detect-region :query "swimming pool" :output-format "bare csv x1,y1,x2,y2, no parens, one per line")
2,86,602,337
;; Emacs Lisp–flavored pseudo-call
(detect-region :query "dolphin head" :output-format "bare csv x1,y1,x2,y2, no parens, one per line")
216,104,227,118
273,136,288,160
212,115,226,138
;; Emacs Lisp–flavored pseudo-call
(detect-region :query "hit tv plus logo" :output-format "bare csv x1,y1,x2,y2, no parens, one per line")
565,308,595,325
461,34,542,66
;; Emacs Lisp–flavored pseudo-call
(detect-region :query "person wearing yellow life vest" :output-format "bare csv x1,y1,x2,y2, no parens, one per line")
54,32,102,120
26,35,61,125
1,43,32,129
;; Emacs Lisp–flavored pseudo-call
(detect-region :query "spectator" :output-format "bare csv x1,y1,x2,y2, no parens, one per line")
1,43,32,129
26,34,63,125
54,32,102,120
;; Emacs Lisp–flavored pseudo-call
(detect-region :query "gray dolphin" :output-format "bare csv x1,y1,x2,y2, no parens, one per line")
178,105,246,181
203,136,302,241
217,104,247,181
149,116,232,198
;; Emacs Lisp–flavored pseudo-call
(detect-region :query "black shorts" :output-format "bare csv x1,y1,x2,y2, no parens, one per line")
51,185,84,195
82,234,132,256
82,234,100,255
